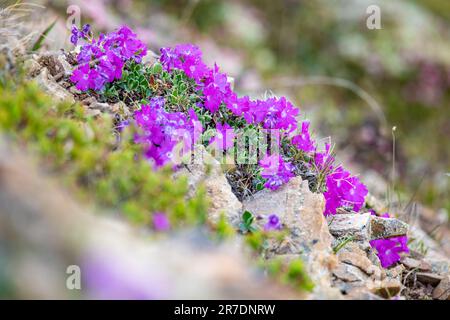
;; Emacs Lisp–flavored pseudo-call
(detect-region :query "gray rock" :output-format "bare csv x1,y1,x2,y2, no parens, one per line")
56,53,74,76
333,263,369,283
34,68,75,103
327,213,408,241
68,85,82,95
385,264,405,282
337,245,383,277
370,215,409,239
89,102,116,114
416,272,443,286
173,145,242,226
330,239,411,299
400,257,431,271
243,176,342,299
433,275,450,300
371,278,403,298
328,213,372,241
23,58,42,77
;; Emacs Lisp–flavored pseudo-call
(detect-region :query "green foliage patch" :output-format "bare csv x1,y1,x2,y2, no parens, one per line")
0,80,208,229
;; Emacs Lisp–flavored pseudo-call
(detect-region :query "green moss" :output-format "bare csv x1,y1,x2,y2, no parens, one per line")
213,213,236,240
0,80,207,228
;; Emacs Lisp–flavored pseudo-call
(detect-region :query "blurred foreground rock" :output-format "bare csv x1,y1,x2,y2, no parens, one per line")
0,137,300,299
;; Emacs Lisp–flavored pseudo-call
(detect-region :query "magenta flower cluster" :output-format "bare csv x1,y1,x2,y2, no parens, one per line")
369,213,409,268
292,121,315,153
69,26,367,217
134,97,201,168
70,25,147,91
158,42,368,215
323,167,368,215
68,26,408,268
160,44,210,84
160,44,300,131
312,143,368,216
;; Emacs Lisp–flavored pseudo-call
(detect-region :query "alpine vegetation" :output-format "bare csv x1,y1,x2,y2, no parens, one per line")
68,24,407,268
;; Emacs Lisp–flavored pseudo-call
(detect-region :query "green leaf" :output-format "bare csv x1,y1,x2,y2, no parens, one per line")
152,63,163,74
31,20,57,52
242,210,254,225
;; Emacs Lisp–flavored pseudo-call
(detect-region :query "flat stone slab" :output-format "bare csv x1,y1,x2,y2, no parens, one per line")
327,213,408,241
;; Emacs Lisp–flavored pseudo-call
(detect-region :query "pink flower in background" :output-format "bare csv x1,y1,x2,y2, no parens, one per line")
76,0,110,29
153,212,170,231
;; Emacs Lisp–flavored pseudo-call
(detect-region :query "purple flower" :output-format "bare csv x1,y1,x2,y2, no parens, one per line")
70,63,91,91
323,166,368,215
133,98,200,168
292,121,315,153
77,42,103,64
160,44,209,83
70,25,146,91
314,143,334,170
260,154,295,191
209,122,236,151
273,97,299,133
88,67,107,91
370,239,402,268
264,214,282,231
70,24,91,45
235,96,299,133
369,213,409,268
153,212,170,231
70,32,79,46
98,51,124,82
202,65,232,113
103,25,147,62
82,24,91,34
70,25,81,45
